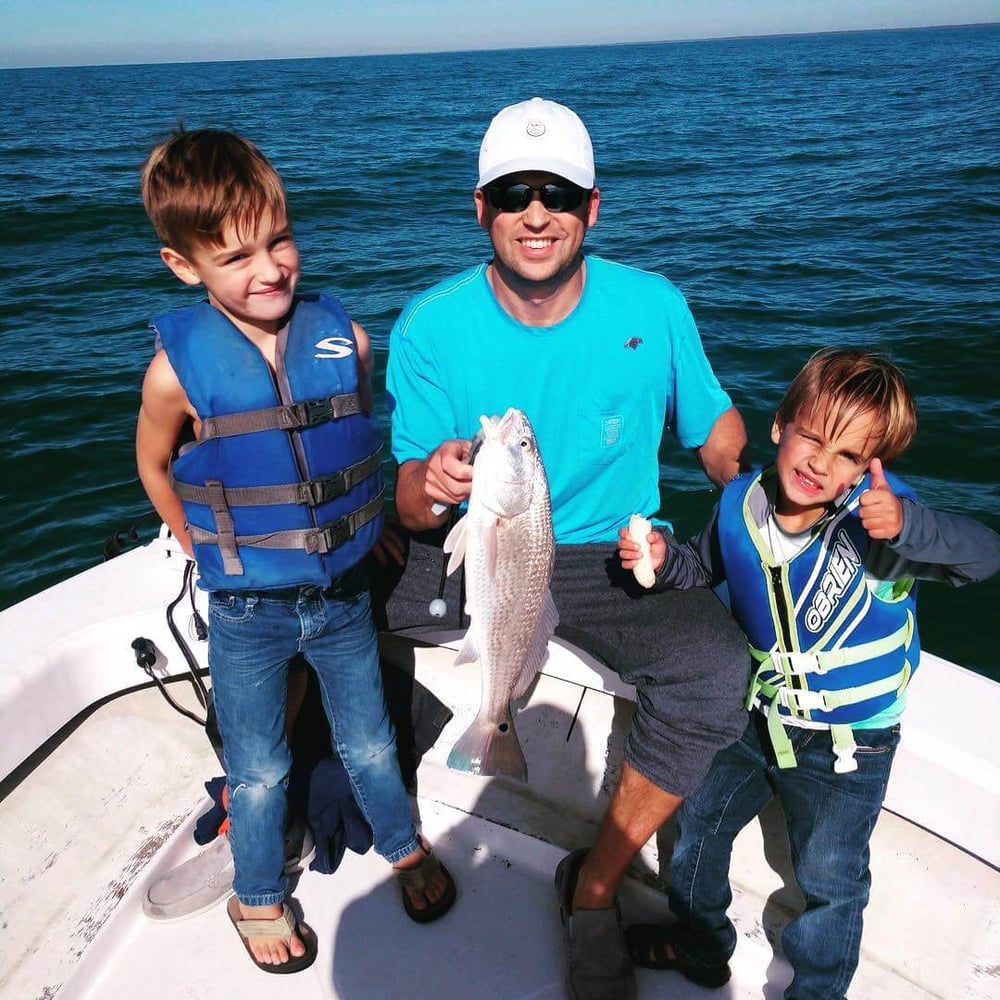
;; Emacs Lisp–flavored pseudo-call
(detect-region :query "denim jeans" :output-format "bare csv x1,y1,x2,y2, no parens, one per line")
208,567,419,906
669,711,900,1000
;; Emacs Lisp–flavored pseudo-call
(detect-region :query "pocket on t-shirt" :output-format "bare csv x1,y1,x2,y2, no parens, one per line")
577,407,633,467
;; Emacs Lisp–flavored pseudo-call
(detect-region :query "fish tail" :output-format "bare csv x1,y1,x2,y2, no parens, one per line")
446,708,527,781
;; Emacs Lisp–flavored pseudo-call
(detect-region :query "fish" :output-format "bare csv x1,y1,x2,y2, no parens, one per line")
628,514,656,588
442,407,558,781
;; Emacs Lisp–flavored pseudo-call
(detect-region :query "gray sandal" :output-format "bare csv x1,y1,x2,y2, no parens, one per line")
393,842,457,923
554,849,636,1000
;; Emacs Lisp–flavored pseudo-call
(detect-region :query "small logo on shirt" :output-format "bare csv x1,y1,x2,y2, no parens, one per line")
624,337,643,350
601,415,623,448
314,337,354,359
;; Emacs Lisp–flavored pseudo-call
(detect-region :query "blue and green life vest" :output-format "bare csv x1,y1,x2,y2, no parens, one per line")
718,466,919,771
152,293,383,591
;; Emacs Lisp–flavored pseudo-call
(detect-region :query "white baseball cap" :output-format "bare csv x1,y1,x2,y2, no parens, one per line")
477,97,595,190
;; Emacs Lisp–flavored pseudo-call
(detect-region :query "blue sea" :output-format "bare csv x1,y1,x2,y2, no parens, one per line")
1,25,997,678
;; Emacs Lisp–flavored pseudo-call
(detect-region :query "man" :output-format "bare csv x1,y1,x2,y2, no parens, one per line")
385,97,750,999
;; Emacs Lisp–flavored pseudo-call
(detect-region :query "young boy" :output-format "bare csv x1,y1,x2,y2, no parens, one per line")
617,348,1000,998
136,129,455,973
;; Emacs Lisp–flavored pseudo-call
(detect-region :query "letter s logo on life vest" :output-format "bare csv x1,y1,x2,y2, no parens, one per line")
314,337,355,359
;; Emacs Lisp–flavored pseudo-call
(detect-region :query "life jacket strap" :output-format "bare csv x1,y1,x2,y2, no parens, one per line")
205,480,243,576
172,449,382,508
745,613,914,716
188,490,383,570
767,705,798,769
754,664,910,770
198,392,363,441
761,706,872,773
754,666,909,716
749,617,913,677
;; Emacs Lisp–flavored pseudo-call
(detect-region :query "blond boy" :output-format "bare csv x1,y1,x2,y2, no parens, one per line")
619,347,1000,997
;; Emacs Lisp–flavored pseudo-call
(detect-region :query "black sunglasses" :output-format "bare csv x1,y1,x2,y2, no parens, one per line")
483,181,589,214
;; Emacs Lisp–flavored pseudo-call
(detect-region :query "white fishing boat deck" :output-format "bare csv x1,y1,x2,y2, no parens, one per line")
1,536,997,999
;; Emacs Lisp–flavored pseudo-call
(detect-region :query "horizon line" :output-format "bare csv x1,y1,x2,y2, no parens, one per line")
1,20,996,73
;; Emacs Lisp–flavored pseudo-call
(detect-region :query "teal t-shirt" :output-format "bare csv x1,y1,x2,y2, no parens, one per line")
854,691,906,730
387,256,732,544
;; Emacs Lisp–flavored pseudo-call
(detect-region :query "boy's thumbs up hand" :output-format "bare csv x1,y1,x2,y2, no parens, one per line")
868,456,890,492
858,457,904,540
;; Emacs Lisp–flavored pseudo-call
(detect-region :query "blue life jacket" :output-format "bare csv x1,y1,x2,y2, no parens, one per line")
152,293,383,591
718,466,919,770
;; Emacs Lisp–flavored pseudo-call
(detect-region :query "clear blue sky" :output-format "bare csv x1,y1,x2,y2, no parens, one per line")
2,0,996,69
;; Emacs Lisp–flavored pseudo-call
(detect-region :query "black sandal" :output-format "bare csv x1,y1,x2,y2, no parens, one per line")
625,923,731,987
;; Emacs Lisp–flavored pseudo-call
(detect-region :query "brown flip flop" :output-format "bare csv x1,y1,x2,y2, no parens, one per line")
226,895,318,974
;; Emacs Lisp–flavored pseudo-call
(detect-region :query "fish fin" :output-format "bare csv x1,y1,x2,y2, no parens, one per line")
482,514,499,577
510,589,560,700
443,515,468,575
453,625,479,666
447,707,527,781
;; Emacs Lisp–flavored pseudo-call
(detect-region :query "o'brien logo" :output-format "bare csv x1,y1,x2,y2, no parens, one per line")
526,119,546,137
804,530,862,632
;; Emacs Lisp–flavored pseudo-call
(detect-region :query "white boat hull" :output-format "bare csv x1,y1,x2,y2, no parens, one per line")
1,536,997,998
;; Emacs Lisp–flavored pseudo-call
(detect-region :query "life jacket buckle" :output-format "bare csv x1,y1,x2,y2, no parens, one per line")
778,688,825,712
299,471,347,506
289,397,336,429
787,651,819,675
769,650,820,676
299,480,322,505
320,470,347,502
833,744,859,774
307,518,353,555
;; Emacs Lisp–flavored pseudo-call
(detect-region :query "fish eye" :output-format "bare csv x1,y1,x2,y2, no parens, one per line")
519,438,529,448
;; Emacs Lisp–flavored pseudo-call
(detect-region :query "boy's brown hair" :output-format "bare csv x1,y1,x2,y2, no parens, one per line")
140,128,288,257
776,347,917,464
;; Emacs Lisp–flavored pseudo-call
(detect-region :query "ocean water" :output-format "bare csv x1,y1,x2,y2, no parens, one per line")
1,25,997,678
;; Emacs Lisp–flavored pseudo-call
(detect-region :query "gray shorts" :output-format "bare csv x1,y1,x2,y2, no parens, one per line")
370,533,750,798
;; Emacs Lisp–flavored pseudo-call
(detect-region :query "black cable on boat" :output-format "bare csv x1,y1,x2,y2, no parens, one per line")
166,559,210,710
132,560,210,726
131,634,208,727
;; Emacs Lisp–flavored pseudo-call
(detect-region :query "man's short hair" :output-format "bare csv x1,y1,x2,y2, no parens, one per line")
140,128,288,257
776,347,918,463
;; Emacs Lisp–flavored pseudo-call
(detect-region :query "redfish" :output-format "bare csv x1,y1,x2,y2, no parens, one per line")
443,408,557,781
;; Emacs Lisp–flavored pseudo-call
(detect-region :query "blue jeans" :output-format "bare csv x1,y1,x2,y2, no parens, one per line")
208,568,418,907
669,711,900,1000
